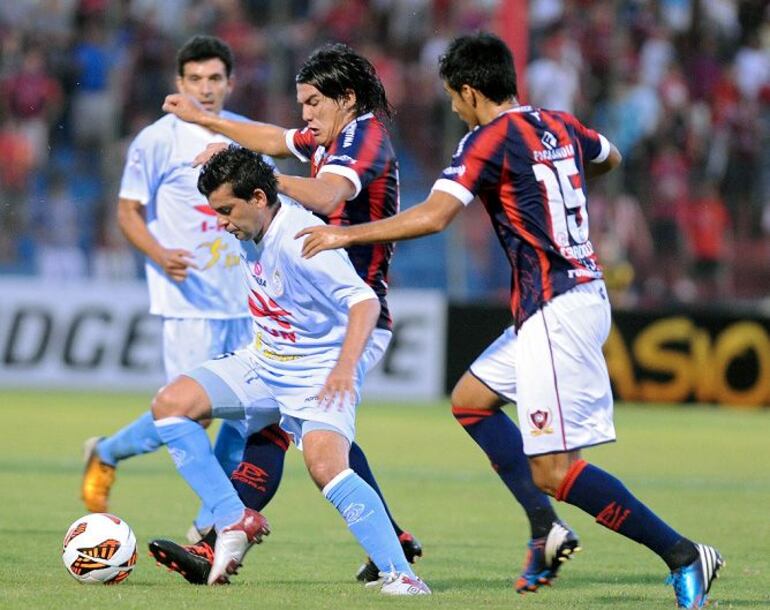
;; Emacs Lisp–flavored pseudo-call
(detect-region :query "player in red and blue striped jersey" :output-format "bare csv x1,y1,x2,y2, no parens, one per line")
159,43,412,584
299,33,723,607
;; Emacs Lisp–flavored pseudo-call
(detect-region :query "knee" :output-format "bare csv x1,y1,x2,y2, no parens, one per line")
306,458,344,490
151,382,193,420
529,457,571,497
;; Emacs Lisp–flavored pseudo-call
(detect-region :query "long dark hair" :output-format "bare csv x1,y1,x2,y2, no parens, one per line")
296,43,393,120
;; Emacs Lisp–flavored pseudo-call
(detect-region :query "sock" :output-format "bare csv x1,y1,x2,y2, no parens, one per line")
324,469,413,576
97,411,162,466
154,416,244,532
193,421,248,532
453,406,557,538
348,442,404,537
231,424,289,511
556,460,696,568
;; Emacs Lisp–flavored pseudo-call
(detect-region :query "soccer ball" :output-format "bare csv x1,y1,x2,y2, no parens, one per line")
62,513,137,584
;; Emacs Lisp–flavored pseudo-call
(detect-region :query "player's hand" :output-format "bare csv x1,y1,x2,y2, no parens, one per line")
162,93,208,124
318,364,356,412
157,248,197,282
193,142,228,168
295,225,351,258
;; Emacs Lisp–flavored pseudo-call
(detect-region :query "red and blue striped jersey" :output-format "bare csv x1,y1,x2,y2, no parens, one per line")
433,106,610,327
286,113,398,330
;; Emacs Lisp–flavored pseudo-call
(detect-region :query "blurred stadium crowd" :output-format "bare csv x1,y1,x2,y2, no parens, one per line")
0,0,768,308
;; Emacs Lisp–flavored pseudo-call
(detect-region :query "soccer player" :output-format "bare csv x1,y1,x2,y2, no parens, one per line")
80,39,412,583
156,43,423,584
81,35,255,539
150,145,431,594
297,33,724,608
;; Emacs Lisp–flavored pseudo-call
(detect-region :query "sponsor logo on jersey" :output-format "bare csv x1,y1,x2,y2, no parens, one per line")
541,131,558,150
533,143,575,162
253,262,263,276
342,121,358,148
197,237,240,270
443,164,466,177
528,408,554,436
327,154,357,165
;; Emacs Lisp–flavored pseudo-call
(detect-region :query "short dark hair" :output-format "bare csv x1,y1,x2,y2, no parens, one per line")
177,35,234,77
296,43,393,120
198,145,278,206
439,33,518,103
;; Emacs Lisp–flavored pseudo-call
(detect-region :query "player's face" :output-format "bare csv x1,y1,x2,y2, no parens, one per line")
177,58,233,114
208,183,273,242
296,82,356,148
444,82,479,129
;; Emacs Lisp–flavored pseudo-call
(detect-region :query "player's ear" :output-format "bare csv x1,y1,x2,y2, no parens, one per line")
175,75,184,94
342,89,356,112
251,188,268,208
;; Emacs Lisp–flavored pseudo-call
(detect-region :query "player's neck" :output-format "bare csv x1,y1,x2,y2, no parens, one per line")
252,200,282,245
477,97,519,126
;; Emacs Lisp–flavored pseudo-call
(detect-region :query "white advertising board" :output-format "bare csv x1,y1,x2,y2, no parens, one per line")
0,279,445,400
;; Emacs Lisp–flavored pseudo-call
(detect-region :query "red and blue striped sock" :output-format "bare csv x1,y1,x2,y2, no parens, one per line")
556,460,695,567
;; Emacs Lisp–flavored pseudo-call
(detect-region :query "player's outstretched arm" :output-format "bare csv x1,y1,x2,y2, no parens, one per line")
162,93,291,157
318,297,380,410
296,190,464,258
118,197,195,282
278,173,356,216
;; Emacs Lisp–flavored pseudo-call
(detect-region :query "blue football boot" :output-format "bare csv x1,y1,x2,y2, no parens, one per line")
667,543,724,608
515,520,580,593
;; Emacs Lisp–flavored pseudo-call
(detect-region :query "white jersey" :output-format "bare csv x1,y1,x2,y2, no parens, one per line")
240,198,377,372
119,111,252,319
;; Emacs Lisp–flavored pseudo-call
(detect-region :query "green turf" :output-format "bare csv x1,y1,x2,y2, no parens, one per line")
0,390,768,608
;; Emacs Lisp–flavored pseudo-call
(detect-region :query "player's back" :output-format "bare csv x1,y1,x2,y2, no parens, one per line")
443,106,610,324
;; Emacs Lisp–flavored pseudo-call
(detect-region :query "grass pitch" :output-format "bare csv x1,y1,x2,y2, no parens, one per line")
0,390,768,609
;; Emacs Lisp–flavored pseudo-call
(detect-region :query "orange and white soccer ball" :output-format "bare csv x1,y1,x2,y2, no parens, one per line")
62,513,137,584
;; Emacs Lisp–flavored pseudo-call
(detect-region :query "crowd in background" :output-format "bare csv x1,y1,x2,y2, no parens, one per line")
0,0,768,309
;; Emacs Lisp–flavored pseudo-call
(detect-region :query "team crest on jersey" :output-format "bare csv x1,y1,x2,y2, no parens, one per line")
271,269,284,296
528,408,554,436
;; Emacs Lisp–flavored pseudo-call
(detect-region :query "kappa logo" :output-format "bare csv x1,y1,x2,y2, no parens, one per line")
541,131,558,150
528,408,554,436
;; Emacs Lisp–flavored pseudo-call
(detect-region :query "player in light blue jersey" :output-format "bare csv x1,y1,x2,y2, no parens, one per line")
147,146,430,593
82,36,253,539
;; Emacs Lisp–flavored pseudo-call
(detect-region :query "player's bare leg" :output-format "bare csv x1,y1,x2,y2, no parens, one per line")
531,451,723,608
451,372,579,591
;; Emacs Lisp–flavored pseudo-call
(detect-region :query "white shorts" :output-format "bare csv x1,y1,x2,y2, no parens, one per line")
469,281,615,456
186,328,392,448
162,317,253,381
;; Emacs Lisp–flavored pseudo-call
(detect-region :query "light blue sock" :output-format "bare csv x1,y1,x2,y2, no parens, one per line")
194,421,246,531
97,411,161,466
154,416,244,531
324,469,413,576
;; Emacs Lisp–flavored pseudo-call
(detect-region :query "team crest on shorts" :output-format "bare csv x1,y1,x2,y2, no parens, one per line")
528,408,554,436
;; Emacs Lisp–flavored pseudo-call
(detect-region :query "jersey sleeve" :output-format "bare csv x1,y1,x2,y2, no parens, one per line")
316,120,392,200
285,127,317,163
118,126,171,205
431,129,495,206
557,112,610,163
